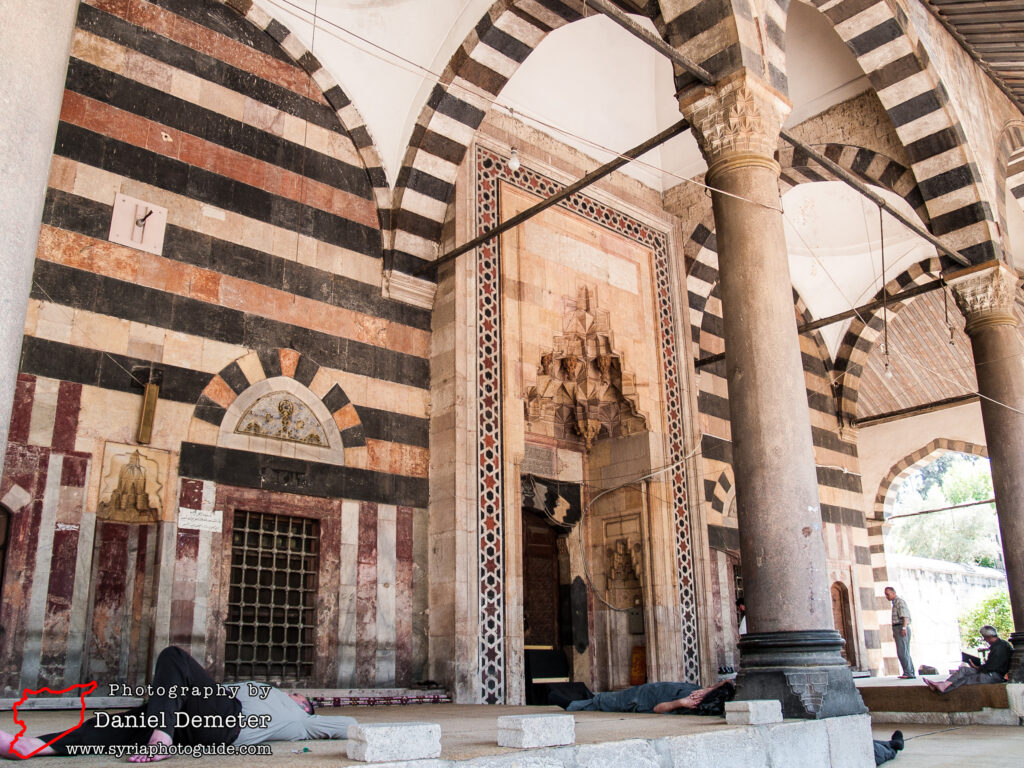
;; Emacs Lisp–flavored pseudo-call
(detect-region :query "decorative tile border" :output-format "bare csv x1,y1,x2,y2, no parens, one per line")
473,146,700,701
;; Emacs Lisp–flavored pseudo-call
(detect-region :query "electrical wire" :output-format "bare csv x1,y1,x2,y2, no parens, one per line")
783,208,1024,417
575,441,701,612
261,0,781,212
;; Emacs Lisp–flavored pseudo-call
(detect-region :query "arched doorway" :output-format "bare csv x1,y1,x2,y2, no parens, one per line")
831,581,856,667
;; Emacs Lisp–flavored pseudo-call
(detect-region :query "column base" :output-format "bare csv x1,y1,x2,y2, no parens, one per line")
1009,631,1024,683
735,630,867,719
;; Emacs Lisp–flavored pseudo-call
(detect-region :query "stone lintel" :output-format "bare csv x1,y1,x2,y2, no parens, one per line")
947,260,1021,334
677,70,792,175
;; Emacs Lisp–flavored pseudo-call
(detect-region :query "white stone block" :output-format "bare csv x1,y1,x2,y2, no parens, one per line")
497,713,575,748
575,739,660,768
763,720,828,768
666,727,768,768
724,699,783,725
823,714,874,768
346,721,442,762
1007,683,1024,718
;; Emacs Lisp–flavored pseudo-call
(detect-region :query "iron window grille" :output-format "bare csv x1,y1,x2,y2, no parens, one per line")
224,510,319,685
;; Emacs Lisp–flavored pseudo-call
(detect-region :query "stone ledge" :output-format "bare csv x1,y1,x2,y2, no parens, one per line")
341,713,873,768
868,707,1020,726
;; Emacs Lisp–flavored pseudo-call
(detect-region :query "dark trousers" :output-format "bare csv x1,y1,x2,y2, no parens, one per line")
873,739,897,765
43,646,242,755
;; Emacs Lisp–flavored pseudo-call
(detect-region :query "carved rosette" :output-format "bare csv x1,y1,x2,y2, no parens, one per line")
678,71,791,176
950,262,1021,335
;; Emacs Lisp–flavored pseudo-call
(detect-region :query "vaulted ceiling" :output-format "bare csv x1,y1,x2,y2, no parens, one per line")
254,0,1022,425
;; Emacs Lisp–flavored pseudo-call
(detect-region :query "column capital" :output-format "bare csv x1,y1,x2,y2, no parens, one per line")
948,261,1021,335
678,70,792,180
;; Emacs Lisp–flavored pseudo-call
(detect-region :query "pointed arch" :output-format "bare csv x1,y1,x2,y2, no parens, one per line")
872,438,988,523
996,120,1024,245
795,0,999,262
829,255,962,427
389,0,591,273
191,349,367,460
218,0,391,227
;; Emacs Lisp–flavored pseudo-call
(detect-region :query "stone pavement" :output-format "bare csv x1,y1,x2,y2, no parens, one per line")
1,704,1019,767
869,723,1024,768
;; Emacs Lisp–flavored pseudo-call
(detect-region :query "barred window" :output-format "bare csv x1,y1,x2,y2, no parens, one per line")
224,510,319,685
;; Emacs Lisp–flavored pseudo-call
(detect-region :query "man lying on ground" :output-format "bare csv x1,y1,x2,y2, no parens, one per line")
551,680,905,765
0,646,356,762
924,625,1012,694
552,680,735,715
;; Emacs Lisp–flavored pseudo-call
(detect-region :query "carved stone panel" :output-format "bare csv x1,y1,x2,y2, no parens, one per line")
97,443,169,523
235,392,329,446
525,287,648,449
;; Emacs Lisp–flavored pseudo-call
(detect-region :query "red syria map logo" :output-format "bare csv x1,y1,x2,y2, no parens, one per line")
9,681,97,758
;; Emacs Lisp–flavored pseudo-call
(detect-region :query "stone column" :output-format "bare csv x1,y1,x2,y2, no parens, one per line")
950,262,1024,682
0,0,80,456
679,72,865,717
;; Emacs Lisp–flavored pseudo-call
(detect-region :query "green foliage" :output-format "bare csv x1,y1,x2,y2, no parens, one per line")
887,453,1002,569
958,590,1014,648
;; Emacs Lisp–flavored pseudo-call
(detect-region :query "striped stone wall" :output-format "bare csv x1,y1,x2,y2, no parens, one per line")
0,0,428,692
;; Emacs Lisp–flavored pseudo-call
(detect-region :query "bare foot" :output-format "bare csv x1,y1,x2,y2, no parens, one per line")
0,728,55,759
127,729,173,763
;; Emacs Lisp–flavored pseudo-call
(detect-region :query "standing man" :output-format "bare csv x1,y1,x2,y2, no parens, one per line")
884,586,915,679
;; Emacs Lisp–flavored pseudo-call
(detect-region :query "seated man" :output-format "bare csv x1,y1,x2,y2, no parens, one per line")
924,625,1012,694
0,646,356,762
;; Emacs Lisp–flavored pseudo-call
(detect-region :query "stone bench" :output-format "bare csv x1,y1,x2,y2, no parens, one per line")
497,713,575,748
347,721,442,762
859,681,1021,725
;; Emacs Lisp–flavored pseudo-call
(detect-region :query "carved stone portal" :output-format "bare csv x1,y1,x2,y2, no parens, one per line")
525,288,648,449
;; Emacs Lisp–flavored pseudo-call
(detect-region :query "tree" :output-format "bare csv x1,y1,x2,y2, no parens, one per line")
958,589,1014,648
886,453,1002,569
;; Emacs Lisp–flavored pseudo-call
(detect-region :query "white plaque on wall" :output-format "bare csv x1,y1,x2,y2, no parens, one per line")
177,507,223,533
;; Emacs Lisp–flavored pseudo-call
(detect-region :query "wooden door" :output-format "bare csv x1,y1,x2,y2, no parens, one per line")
522,510,560,648
830,582,856,667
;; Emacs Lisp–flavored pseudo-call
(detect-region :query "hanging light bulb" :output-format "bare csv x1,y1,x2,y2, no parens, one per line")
508,147,520,172
884,355,894,379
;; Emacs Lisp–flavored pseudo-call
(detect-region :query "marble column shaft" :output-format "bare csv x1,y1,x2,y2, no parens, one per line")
951,263,1024,681
679,72,864,717
0,0,80,456
682,73,833,636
